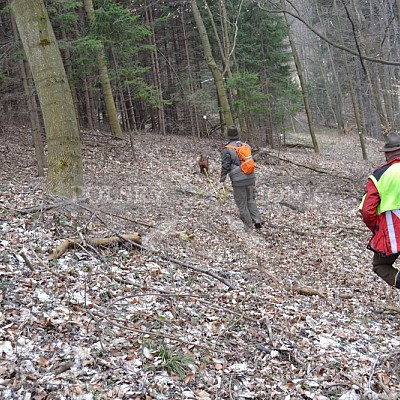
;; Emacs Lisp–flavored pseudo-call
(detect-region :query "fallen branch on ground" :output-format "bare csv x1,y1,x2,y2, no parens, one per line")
260,150,352,181
48,233,142,260
283,142,314,149
158,254,237,290
48,206,237,290
113,233,237,291
257,258,327,298
17,197,88,215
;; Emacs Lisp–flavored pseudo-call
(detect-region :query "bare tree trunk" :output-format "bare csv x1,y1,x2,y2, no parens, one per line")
83,75,94,130
111,48,131,132
145,6,166,135
23,61,47,176
11,0,83,197
349,0,387,132
11,14,46,176
191,0,234,131
181,9,201,137
333,0,367,159
82,0,123,139
61,29,80,130
283,8,319,154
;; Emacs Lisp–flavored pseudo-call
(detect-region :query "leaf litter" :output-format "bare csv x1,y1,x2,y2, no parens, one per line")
1,128,400,399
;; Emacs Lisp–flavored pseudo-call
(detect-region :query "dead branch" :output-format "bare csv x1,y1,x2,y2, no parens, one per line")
52,361,75,375
158,254,238,291
48,233,142,260
279,201,304,212
74,202,155,229
377,302,400,314
257,258,326,298
19,251,35,271
365,350,400,399
283,142,314,149
112,229,237,291
257,1,400,67
70,204,235,289
90,302,212,351
290,286,326,298
260,150,352,181
17,197,88,215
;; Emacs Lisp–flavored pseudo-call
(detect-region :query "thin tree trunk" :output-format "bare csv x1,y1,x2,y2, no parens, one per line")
111,48,131,132
23,61,47,176
62,29,80,130
11,14,46,176
83,75,94,130
284,9,319,154
349,0,387,132
181,9,200,137
82,0,123,139
145,6,166,135
191,0,234,131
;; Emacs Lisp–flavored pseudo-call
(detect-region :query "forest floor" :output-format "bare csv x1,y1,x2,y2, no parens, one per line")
1,126,400,400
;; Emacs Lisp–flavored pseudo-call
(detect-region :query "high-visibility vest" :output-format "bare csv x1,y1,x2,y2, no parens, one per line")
369,163,400,214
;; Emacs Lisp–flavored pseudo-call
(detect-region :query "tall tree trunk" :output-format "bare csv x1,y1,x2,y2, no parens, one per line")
11,14,46,176
180,9,201,137
61,29,80,130
350,0,387,132
332,0,367,159
111,48,131,132
11,0,83,197
191,0,234,131
23,61,47,176
283,9,319,154
83,75,94,130
145,6,166,135
82,0,123,139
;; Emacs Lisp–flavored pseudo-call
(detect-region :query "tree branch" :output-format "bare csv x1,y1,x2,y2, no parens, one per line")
255,0,400,66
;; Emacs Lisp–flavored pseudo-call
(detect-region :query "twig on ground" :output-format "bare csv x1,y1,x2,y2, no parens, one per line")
19,251,35,271
17,197,88,215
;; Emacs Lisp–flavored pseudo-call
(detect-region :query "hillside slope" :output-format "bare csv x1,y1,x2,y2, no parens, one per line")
1,128,399,400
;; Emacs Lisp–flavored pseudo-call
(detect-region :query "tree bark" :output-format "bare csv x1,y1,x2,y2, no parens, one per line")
11,0,84,197
333,0,367,159
283,7,319,154
349,0,387,132
11,13,46,177
145,5,166,135
11,13,47,176
181,9,201,137
191,0,234,131
82,0,123,139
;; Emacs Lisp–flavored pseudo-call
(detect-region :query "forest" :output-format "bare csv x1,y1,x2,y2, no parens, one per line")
1,0,400,399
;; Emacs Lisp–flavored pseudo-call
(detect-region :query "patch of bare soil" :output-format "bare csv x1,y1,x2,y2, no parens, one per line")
1,127,399,400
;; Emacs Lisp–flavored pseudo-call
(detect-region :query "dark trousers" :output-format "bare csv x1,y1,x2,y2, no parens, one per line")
232,184,261,229
372,252,400,288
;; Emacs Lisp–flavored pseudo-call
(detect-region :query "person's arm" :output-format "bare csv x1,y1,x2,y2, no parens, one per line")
361,179,380,232
220,148,231,182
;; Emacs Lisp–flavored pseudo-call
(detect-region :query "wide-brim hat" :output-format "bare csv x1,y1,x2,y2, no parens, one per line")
227,127,239,140
379,132,400,152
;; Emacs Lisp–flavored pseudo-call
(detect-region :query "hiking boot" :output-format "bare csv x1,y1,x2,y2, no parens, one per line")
254,222,262,229
395,271,400,289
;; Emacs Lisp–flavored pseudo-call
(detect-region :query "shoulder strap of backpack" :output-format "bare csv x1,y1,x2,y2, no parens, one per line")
225,144,240,151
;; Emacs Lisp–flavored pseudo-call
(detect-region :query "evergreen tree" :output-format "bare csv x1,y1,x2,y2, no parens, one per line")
235,1,302,133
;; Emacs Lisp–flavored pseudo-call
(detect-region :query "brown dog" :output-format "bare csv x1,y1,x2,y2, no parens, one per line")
198,154,209,175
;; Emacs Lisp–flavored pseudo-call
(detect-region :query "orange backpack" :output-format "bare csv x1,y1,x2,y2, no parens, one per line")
225,142,255,174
